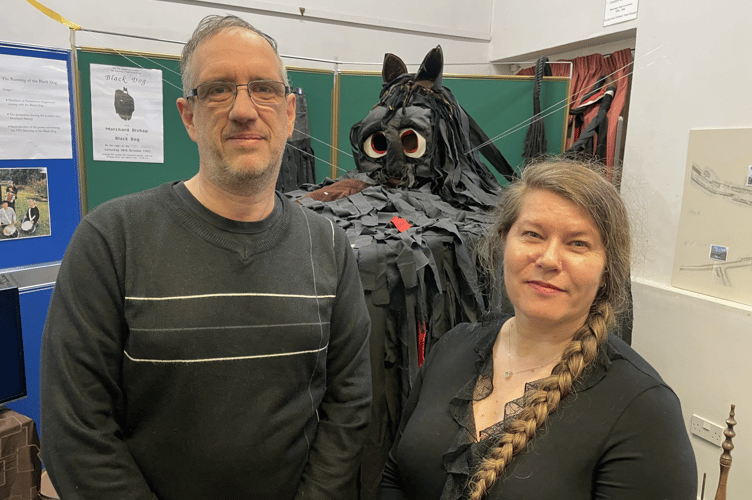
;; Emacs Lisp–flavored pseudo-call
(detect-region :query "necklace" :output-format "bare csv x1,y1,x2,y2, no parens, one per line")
504,320,561,379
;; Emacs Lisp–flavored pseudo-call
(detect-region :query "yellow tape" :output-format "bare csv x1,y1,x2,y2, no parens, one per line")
26,0,81,30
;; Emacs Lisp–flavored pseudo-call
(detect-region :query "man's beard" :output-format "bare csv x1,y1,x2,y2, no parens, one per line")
202,142,284,195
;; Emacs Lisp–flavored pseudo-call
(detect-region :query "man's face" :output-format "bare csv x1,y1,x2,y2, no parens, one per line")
177,28,296,191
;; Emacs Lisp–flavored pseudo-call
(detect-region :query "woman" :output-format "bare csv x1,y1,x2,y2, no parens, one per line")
381,159,697,499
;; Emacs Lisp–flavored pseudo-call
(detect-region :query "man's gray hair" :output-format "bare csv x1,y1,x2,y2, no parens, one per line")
180,15,289,97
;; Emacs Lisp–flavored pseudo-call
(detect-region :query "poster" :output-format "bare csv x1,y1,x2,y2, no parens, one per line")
604,0,639,27
0,168,51,241
90,64,164,163
0,53,73,159
671,128,752,306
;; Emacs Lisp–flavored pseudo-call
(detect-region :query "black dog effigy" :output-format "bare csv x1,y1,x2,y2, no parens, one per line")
287,46,514,496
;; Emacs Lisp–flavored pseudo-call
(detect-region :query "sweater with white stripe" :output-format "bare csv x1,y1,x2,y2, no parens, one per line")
41,181,372,500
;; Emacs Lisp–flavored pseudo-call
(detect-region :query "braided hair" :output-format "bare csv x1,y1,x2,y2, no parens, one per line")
470,157,631,499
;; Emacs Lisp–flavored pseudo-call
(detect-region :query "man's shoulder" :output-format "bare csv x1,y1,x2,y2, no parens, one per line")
282,193,347,238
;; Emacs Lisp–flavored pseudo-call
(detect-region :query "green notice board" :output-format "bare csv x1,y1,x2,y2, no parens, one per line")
336,72,570,184
77,49,196,212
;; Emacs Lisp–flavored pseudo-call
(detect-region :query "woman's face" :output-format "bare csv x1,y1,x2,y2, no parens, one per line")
503,189,607,332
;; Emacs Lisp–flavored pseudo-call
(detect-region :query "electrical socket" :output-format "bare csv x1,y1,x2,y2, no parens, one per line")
690,414,724,447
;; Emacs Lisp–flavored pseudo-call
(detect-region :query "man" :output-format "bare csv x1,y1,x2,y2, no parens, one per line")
41,15,371,500
0,200,16,229
24,198,39,232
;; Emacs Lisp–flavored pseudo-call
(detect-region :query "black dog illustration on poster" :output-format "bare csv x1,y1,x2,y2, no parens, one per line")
114,87,135,120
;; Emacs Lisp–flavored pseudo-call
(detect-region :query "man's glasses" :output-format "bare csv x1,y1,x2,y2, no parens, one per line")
187,80,290,107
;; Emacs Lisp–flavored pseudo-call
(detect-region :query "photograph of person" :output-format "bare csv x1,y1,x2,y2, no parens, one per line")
0,169,50,240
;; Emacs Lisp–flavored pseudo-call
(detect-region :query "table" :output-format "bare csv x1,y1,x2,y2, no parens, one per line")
0,407,41,500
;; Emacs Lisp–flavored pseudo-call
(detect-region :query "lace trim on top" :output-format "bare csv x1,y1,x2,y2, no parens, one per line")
439,321,610,500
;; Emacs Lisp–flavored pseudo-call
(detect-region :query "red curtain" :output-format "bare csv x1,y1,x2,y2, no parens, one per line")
517,49,632,171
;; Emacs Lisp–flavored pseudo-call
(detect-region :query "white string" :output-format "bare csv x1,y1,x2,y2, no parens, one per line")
77,28,664,175
467,65,632,156
294,130,354,160
286,142,350,175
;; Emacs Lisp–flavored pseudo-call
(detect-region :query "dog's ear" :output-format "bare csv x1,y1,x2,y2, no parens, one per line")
415,45,443,88
382,53,408,84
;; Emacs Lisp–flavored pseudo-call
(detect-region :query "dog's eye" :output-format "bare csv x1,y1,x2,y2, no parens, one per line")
400,129,426,158
364,132,388,158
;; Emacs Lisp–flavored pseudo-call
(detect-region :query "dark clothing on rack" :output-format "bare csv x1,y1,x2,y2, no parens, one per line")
277,87,316,192
568,87,616,161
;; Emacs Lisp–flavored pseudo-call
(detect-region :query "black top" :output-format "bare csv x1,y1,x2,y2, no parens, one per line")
381,315,697,500
25,205,40,224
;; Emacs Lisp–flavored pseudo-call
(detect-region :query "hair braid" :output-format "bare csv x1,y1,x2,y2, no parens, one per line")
466,302,613,499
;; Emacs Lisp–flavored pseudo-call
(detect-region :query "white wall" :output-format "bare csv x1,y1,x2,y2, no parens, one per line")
4,0,497,73
627,4,751,495
488,0,636,61
4,0,749,497
492,1,751,498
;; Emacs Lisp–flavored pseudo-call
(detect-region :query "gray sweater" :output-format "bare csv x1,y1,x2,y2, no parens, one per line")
41,182,372,500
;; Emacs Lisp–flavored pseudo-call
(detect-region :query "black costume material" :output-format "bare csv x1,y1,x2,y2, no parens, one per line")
290,47,636,498
381,316,697,500
349,46,512,204
291,176,494,499
288,46,510,499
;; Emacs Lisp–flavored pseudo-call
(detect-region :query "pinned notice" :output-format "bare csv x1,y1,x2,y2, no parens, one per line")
0,54,73,159
90,64,164,163
604,0,639,27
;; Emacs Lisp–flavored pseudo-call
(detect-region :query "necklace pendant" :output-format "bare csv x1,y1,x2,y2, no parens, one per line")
504,370,512,379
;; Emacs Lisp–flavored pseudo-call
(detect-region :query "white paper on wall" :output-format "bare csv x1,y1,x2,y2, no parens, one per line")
0,54,73,160
90,64,164,163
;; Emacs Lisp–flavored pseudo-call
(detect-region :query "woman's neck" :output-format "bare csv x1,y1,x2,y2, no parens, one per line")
503,315,582,363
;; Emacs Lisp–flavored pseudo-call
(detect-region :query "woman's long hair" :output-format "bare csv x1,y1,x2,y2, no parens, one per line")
468,157,631,499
